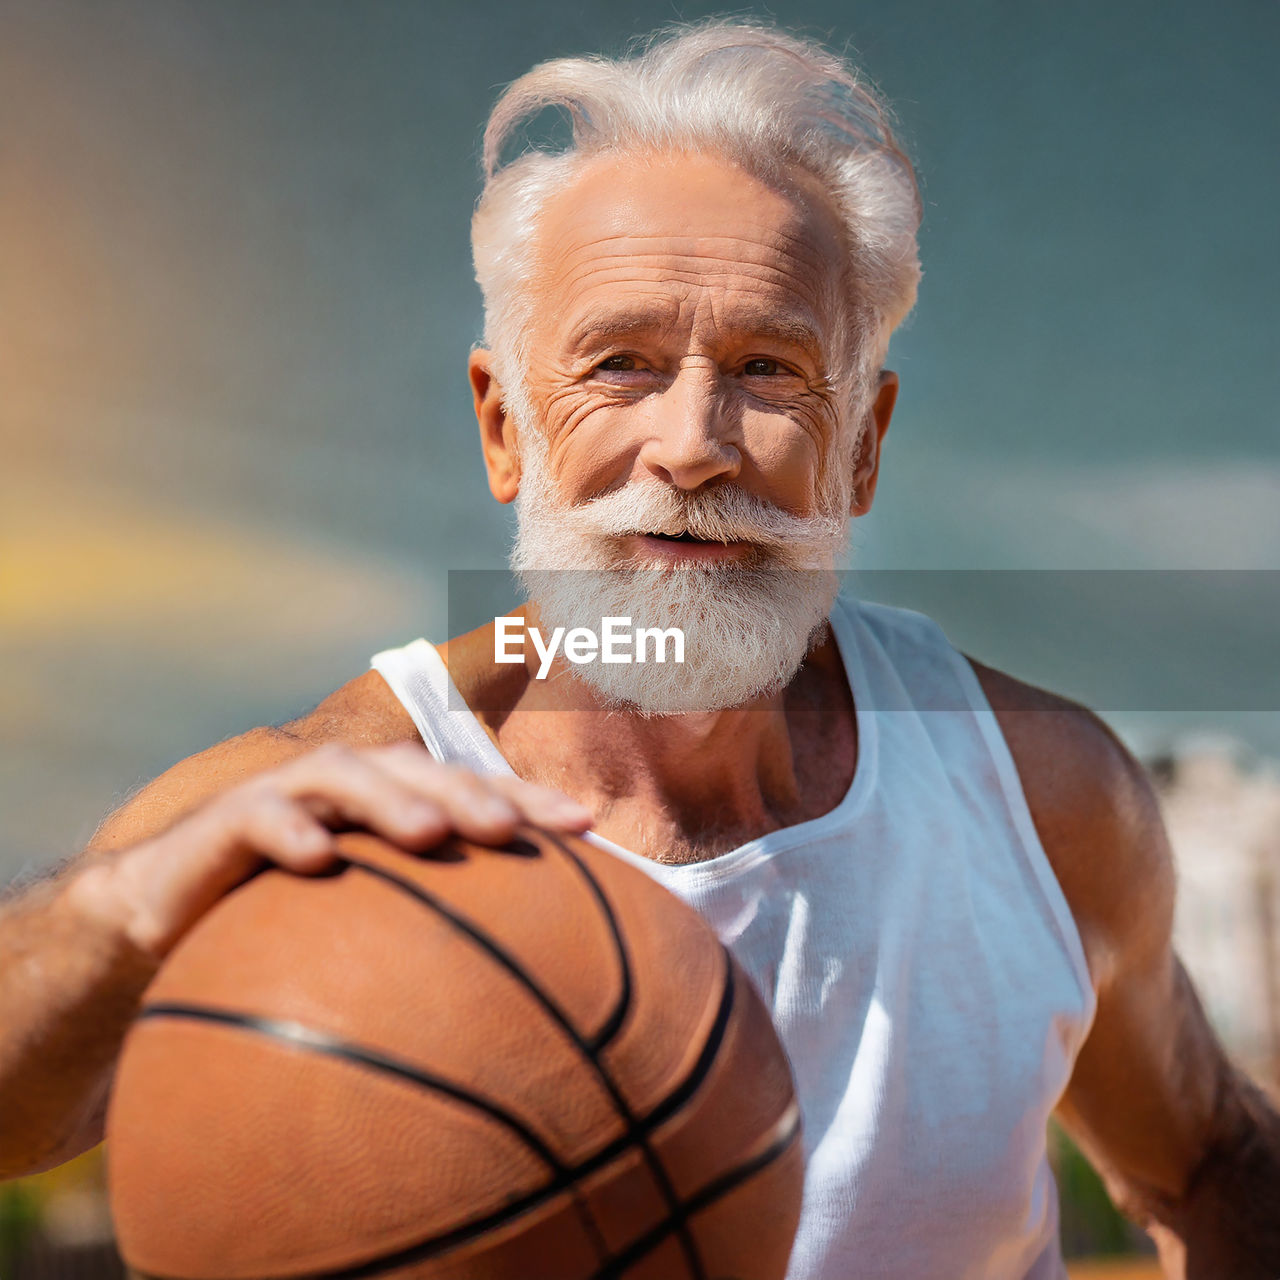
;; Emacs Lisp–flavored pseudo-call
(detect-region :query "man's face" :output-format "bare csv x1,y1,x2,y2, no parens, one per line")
517,149,856,561
483,151,880,714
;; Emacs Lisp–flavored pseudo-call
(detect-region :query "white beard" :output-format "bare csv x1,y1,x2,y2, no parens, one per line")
510,433,853,716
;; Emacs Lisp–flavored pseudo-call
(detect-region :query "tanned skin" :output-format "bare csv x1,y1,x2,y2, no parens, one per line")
2,149,1276,1275
5,647,1275,1273
0,683,592,1180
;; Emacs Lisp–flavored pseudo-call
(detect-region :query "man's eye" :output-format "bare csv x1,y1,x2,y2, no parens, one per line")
743,358,781,376
597,355,638,372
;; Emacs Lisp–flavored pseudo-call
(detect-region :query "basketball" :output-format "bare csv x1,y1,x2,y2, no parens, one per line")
106,826,804,1280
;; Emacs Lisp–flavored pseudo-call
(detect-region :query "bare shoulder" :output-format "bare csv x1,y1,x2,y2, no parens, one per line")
86,669,421,857
278,667,421,748
965,657,1177,993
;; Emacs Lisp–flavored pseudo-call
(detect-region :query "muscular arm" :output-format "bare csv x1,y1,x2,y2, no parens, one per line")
83,671,416,856
0,672,416,1178
972,660,1280,1277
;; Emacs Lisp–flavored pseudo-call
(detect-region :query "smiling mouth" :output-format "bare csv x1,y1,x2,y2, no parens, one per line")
645,531,725,545
631,532,753,563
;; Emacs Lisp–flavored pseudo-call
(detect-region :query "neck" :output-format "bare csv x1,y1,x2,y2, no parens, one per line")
449,608,856,864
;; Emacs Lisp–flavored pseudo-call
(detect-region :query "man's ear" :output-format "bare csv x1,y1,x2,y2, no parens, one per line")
849,369,899,517
469,349,521,504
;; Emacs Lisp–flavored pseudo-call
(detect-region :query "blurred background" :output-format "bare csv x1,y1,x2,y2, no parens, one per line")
1,0,1276,1273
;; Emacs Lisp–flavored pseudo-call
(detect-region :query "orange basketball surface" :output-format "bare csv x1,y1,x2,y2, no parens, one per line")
107,827,805,1280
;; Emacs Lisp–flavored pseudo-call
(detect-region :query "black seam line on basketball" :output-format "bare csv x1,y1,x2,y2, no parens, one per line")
342,853,710,1280
572,1187,613,1271
529,829,711,1280
341,856,587,1059
130,956,737,1280
587,1105,804,1280
130,958,739,1280
338,854,618,1266
136,1003,566,1175
540,832,713,1280
540,831,632,1054
131,1173,583,1280
128,1098,773,1280
625,944,735,1136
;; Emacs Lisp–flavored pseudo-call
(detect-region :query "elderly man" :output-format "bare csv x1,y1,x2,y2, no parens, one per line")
1,19,1277,1280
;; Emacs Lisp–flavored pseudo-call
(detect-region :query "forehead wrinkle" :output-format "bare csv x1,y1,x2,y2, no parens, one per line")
554,232,833,283
705,306,824,355
548,259,830,319
565,303,683,350
531,147,854,302
565,305,823,352
560,294,829,372
536,187,848,366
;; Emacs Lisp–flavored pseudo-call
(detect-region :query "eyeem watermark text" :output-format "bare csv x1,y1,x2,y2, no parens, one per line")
495,616,685,680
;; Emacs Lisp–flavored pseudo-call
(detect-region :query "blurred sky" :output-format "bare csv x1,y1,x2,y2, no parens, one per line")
1,0,1277,878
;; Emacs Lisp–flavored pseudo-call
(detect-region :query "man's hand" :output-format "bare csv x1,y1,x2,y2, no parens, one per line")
0,741,592,1180
66,742,594,961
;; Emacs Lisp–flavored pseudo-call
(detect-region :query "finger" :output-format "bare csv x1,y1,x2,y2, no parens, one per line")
369,743,593,831
114,792,340,958
354,746,521,840
231,792,338,872
485,775,595,830
184,789,343,881
268,745,452,847
389,763,525,844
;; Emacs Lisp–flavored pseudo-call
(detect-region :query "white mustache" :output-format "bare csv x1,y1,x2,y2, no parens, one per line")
568,480,846,550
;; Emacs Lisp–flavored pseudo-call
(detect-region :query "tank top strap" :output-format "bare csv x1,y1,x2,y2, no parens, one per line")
370,638,514,777
847,597,1097,1008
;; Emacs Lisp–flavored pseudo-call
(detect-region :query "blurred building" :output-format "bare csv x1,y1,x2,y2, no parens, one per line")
1148,737,1280,1083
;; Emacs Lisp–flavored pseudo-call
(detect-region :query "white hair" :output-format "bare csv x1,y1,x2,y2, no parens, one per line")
470,18,922,427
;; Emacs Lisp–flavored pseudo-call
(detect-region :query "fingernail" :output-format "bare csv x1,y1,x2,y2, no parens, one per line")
294,826,332,853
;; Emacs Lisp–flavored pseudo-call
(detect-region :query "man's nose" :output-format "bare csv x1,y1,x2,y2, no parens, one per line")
637,363,741,491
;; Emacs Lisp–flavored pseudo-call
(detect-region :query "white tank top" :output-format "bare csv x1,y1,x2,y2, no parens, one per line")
370,595,1096,1280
